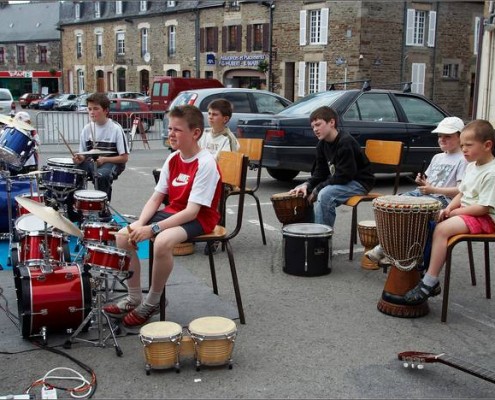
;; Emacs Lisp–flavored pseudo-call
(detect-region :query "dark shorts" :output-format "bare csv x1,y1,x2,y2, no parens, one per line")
147,211,204,240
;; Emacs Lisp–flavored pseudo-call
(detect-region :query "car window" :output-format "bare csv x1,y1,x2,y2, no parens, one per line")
221,93,251,113
344,93,398,122
120,101,135,111
395,94,446,124
171,92,196,107
0,92,12,101
252,93,287,114
109,102,118,112
278,91,342,116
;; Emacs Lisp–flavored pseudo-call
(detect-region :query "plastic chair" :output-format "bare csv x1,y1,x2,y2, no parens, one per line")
441,233,494,322
226,138,266,245
148,151,249,324
345,139,404,260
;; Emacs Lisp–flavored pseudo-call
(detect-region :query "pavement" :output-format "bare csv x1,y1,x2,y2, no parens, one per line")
0,138,494,399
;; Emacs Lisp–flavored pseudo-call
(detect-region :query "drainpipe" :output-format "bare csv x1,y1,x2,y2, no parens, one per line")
268,1,274,92
400,3,407,84
430,2,439,100
195,7,200,78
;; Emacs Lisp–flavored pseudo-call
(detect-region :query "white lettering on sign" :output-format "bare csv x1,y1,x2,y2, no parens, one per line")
219,54,268,67
8,71,33,78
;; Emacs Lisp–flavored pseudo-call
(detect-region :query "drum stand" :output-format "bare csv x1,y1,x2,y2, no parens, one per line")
64,266,125,357
0,168,17,269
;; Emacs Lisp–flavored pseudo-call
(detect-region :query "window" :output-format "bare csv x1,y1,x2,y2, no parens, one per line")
297,61,327,97
116,31,125,56
76,34,83,58
0,47,4,64
411,63,425,95
344,93,399,122
139,1,147,12
39,45,47,63
406,9,436,47
442,63,459,79
168,26,176,56
206,27,217,52
205,71,213,79
253,24,263,51
141,28,148,57
17,45,25,64
299,8,329,46
253,93,287,114
78,69,85,93
167,1,176,6
94,1,100,18
396,94,445,125
115,0,122,15
96,33,103,58
228,25,239,51
75,2,80,19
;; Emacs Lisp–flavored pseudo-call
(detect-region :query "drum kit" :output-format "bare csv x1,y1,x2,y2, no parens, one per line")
0,117,132,354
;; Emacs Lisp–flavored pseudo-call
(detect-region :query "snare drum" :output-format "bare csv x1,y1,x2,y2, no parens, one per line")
188,316,237,370
357,220,379,270
15,214,65,264
373,195,441,318
82,221,121,244
282,223,333,276
73,190,107,214
0,126,35,168
270,192,308,225
43,158,86,189
16,192,44,216
14,263,91,338
84,243,130,274
139,321,183,374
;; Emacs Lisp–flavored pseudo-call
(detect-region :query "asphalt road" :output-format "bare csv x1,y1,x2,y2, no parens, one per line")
0,137,493,399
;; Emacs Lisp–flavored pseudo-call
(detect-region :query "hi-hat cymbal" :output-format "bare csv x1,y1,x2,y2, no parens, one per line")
15,196,83,238
76,149,113,156
0,113,34,132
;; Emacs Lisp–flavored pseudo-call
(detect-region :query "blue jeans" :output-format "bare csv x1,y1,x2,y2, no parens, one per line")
312,181,367,227
400,189,450,208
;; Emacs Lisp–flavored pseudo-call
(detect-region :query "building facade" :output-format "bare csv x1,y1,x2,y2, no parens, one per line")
0,1,62,98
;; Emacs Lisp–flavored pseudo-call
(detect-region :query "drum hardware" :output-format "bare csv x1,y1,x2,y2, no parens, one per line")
63,265,128,356
75,150,113,191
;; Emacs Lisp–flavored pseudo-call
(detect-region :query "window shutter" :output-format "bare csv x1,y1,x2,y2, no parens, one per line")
214,27,219,52
200,28,205,53
236,25,242,51
474,17,480,55
222,26,227,52
262,23,270,52
247,24,252,52
299,10,307,46
318,61,327,92
298,61,306,97
411,63,425,95
406,9,415,46
427,11,436,47
320,8,329,45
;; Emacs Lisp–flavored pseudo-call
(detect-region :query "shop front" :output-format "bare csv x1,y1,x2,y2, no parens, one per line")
0,70,61,99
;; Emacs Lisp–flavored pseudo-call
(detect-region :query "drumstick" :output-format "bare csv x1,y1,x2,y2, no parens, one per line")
56,127,76,157
126,225,138,250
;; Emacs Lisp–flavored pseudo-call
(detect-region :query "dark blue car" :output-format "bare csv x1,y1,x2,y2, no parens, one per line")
38,93,60,110
237,88,450,181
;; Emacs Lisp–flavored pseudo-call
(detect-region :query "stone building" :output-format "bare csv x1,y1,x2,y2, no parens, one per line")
0,1,61,98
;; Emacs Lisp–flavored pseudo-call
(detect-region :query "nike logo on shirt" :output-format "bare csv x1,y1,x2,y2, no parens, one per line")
172,173,190,187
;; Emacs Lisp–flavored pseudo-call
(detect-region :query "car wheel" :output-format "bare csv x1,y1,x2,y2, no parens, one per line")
267,168,300,182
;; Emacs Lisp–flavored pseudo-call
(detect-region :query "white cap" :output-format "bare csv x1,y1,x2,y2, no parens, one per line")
15,111,31,123
432,117,464,134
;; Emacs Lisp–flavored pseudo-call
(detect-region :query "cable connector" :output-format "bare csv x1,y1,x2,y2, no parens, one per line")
41,386,58,399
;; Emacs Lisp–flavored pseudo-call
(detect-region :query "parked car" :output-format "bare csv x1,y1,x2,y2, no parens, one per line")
0,88,16,115
107,91,149,102
109,98,155,133
38,93,60,110
19,93,43,109
74,93,91,112
161,88,292,146
236,86,450,181
54,93,78,111
28,93,48,109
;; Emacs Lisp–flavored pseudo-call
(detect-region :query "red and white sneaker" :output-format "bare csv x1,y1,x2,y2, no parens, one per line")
122,302,160,328
103,298,140,318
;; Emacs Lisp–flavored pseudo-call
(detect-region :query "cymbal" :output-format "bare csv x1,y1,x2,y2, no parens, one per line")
0,114,33,132
76,149,113,156
15,196,83,238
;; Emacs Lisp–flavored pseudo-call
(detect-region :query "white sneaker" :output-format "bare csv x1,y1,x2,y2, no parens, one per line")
365,245,385,263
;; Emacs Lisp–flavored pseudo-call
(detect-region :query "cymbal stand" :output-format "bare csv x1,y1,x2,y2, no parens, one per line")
0,168,16,269
64,266,125,357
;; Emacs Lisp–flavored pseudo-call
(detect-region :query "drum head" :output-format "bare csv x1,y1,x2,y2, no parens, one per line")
82,221,121,229
282,223,333,237
188,316,237,336
86,243,128,256
358,220,376,228
74,189,107,200
373,195,441,209
270,192,295,200
140,321,182,339
47,157,75,168
15,214,51,232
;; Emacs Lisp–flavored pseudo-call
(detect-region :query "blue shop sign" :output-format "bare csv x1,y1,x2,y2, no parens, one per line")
206,54,216,65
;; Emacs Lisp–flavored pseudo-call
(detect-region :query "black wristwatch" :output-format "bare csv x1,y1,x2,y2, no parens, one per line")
151,223,161,236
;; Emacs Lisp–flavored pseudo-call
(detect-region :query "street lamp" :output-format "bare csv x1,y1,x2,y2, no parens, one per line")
335,57,347,89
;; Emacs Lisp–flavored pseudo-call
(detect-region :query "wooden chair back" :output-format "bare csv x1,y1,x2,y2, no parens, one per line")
365,139,404,195
237,138,264,192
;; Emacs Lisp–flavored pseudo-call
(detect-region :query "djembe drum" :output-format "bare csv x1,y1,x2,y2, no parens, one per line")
373,195,441,318
270,192,308,225
357,220,379,270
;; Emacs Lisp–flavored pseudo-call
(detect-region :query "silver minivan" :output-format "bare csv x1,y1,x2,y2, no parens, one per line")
0,88,15,115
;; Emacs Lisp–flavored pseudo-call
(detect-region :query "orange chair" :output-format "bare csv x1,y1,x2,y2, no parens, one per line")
345,139,404,261
441,233,494,322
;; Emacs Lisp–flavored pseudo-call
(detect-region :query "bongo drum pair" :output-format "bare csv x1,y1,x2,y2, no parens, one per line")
139,316,237,374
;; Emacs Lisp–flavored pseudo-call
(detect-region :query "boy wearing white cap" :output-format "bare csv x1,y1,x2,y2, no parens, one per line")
366,116,467,264
14,111,40,174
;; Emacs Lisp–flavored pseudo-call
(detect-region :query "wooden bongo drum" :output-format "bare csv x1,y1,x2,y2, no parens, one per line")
357,220,379,270
270,192,308,225
139,321,183,374
373,195,441,318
